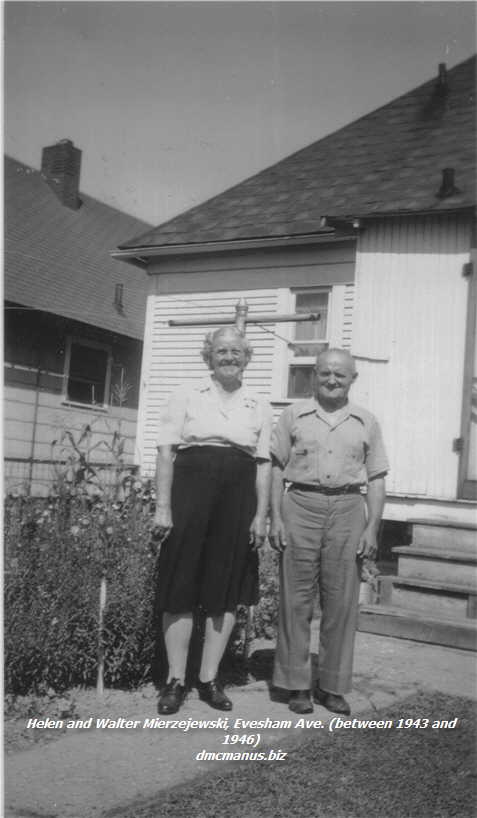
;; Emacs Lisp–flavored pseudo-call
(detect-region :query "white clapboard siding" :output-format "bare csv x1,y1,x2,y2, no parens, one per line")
138,289,279,473
351,214,471,500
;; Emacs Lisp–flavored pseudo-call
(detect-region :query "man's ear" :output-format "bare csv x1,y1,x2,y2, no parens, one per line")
352,371,358,383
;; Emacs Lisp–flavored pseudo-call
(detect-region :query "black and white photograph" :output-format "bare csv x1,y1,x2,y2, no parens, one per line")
4,2,477,816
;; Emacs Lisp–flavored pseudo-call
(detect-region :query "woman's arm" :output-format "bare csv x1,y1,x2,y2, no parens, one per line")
249,458,272,549
153,444,175,538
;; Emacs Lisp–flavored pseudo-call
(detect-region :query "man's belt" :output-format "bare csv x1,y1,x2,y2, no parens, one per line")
289,483,361,495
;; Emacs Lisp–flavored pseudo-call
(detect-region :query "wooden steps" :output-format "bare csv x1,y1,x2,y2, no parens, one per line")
393,546,477,588
358,519,477,650
359,604,477,651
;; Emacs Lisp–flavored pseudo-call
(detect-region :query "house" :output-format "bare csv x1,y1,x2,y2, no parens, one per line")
113,57,477,648
4,140,151,496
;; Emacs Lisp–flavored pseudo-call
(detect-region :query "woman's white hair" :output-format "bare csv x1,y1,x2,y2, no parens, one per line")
201,327,253,369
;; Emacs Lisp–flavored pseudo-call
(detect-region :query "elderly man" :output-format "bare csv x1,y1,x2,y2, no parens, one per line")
269,348,388,715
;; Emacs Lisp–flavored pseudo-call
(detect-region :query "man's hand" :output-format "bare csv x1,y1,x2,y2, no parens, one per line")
268,517,287,553
249,514,267,551
356,525,378,559
358,476,385,559
152,506,173,544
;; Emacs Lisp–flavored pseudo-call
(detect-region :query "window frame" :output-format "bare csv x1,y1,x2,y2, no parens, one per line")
271,286,334,401
62,336,112,410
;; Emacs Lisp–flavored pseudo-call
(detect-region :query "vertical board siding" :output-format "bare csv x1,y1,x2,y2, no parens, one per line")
351,215,471,499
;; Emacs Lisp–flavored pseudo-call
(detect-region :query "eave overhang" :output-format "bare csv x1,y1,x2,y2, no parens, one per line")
110,227,356,269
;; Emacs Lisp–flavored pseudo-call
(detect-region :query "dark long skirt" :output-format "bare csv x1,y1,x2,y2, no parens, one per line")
155,446,259,615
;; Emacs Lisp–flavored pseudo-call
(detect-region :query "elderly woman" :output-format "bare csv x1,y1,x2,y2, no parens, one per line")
152,326,272,714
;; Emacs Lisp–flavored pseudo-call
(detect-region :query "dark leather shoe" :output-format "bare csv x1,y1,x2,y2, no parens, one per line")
288,690,313,714
197,679,232,711
157,678,186,715
313,684,350,715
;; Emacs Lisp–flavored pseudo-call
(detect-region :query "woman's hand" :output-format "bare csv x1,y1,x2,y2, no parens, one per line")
152,506,173,544
249,514,267,551
268,516,287,553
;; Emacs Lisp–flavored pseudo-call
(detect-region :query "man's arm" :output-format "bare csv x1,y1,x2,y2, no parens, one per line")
268,457,288,553
249,459,272,549
357,475,386,558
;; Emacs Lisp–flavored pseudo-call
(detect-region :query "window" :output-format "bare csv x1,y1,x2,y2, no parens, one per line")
287,289,330,398
63,337,112,407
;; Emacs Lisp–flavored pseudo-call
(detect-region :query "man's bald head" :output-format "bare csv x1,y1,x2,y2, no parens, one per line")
314,348,357,410
315,348,357,375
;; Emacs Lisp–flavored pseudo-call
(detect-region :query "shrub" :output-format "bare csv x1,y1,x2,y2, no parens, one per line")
4,478,157,695
5,488,280,695
255,549,280,639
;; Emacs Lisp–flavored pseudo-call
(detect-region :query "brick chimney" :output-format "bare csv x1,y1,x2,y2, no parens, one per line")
41,139,82,210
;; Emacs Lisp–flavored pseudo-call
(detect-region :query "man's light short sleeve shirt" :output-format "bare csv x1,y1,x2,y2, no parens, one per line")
271,398,388,487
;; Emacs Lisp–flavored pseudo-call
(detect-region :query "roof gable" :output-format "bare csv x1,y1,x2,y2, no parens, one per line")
5,156,151,338
120,56,476,251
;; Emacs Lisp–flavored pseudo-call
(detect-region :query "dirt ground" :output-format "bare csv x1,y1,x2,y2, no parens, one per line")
5,629,477,818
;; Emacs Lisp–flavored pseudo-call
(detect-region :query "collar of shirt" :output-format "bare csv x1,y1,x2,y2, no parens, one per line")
197,376,258,411
296,398,367,429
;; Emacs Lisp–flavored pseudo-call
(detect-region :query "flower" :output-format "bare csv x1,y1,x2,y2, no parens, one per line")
70,525,80,537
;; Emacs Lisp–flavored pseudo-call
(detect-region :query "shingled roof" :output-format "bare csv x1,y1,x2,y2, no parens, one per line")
5,155,151,338
119,56,476,251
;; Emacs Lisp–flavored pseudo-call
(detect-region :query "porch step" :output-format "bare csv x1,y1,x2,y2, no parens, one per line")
378,574,477,619
393,546,477,587
357,518,477,651
409,519,477,554
358,604,477,651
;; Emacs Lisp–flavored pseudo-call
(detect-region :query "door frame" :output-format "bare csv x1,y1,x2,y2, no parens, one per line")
458,245,477,500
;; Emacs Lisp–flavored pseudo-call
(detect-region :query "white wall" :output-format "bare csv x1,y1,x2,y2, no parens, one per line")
351,214,472,500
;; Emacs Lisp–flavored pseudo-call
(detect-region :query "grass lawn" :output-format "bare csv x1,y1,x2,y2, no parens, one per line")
107,692,476,818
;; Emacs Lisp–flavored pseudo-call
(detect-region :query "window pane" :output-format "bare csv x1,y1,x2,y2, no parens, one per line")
67,343,108,404
288,365,315,398
294,291,328,343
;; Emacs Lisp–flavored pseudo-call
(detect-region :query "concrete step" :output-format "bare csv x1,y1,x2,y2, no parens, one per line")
409,519,477,554
378,574,477,619
393,546,477,587
358,604,477,651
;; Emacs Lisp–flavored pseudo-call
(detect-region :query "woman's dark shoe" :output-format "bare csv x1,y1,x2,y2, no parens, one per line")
157,678,186,715
288,690,313,714
313,683,350,715
197,679,233,711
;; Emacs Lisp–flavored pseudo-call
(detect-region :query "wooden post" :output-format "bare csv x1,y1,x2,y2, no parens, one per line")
235,298,249,333
97,576,107,698
27,366,42,495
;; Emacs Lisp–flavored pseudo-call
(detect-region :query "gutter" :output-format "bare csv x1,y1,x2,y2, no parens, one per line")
110,228,355,268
